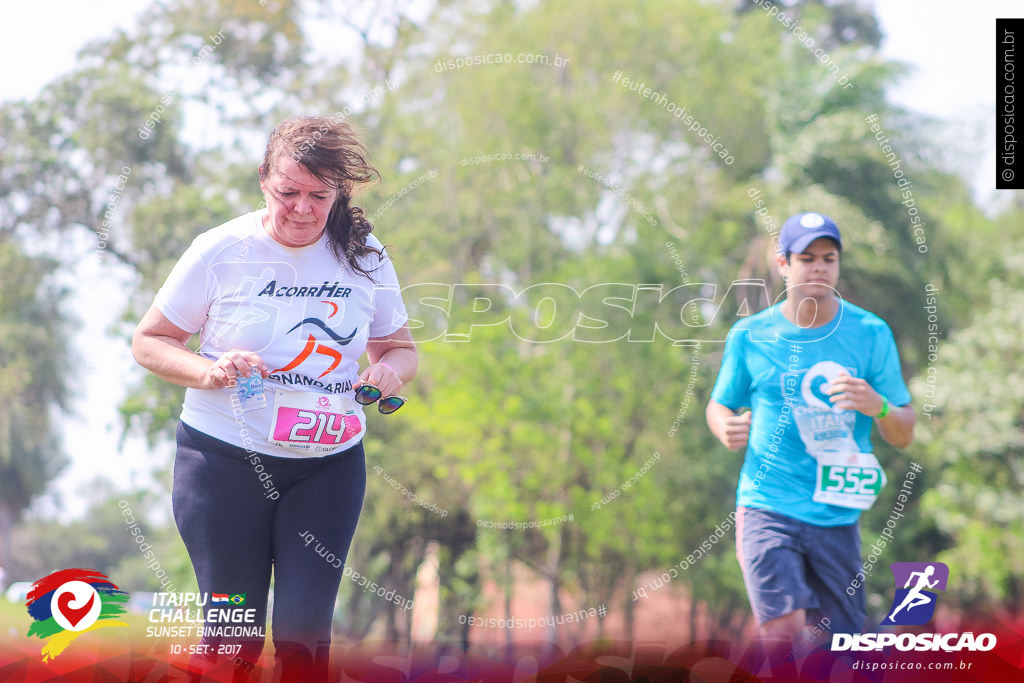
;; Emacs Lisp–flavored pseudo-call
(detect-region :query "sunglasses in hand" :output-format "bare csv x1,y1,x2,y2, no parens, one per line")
354,383,406,414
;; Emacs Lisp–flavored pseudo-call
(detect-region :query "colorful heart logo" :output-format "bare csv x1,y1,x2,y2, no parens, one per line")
56,591,95,628
49,581,101,632
26,569,128,661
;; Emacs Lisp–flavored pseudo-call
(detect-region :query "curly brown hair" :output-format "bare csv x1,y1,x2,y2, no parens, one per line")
259,116,384,280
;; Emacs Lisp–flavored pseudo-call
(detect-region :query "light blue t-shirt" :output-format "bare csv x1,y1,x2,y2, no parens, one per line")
710,299,911,526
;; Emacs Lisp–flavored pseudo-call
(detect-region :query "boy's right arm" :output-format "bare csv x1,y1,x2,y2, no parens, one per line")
706,400,752,451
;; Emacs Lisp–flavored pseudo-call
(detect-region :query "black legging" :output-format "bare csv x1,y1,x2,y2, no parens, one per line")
173,421,365,678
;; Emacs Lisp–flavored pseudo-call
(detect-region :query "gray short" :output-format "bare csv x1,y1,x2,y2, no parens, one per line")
736,505,866,634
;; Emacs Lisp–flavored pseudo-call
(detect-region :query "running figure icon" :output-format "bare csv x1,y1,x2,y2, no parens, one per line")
887,565,939,622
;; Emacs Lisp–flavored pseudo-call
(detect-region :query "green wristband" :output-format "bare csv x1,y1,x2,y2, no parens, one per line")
876,396,889,419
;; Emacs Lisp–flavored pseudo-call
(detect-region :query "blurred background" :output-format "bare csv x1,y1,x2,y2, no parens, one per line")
0,0,1021,653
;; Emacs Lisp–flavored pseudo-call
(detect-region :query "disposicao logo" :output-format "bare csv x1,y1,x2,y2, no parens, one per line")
831,561,997,653
882,561,948,626
26,568,129,661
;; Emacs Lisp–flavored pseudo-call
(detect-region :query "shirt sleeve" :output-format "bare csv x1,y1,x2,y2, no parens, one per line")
867,322,912,406
711,325,752,411
366,247,409,338
153,238,213,334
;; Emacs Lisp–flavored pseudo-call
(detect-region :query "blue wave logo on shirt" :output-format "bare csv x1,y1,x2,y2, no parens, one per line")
809,375,832,408
286,318,357,345
800,361,848,412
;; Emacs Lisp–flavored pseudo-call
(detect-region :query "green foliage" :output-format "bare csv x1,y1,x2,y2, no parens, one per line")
0,242,68,565
8,485,193,593
910,246,1024,612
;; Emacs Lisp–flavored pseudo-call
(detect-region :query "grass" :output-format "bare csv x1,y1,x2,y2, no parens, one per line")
0,597,30,639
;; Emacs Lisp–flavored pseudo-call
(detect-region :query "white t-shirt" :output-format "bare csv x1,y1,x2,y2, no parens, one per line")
154,209,408,458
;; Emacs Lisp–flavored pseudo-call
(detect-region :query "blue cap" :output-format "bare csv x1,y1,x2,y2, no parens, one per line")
779,212,842,256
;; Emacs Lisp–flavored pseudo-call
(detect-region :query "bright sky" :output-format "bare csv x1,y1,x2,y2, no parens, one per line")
1,0,1016,518
1,1,165,521
869,0,1017,206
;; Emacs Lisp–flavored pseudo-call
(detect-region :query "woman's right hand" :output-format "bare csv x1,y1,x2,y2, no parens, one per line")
202,351,268,390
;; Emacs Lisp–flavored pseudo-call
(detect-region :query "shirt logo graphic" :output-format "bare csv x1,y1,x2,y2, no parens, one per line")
271,301,358,378
800,360,848,412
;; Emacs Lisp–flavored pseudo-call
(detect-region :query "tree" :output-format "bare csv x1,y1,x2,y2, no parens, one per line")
0,244,68,569
908,244,1024,618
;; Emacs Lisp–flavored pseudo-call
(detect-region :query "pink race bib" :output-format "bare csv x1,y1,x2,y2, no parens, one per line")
267,390,364,455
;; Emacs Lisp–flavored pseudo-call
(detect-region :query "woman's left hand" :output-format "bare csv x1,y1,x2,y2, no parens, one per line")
354,362,403,397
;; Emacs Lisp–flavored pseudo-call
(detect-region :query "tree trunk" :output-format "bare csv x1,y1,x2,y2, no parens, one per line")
0,502,13,575
545,527,563,645
504,554,514,650
545,379,573,644
623,569,635,643
688,588,699,643
410,541,440,643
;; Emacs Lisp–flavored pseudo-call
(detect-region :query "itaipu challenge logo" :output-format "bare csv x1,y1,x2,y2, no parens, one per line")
25,568,129,661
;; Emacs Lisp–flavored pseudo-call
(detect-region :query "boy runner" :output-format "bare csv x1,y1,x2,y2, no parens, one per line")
706,211,916,650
